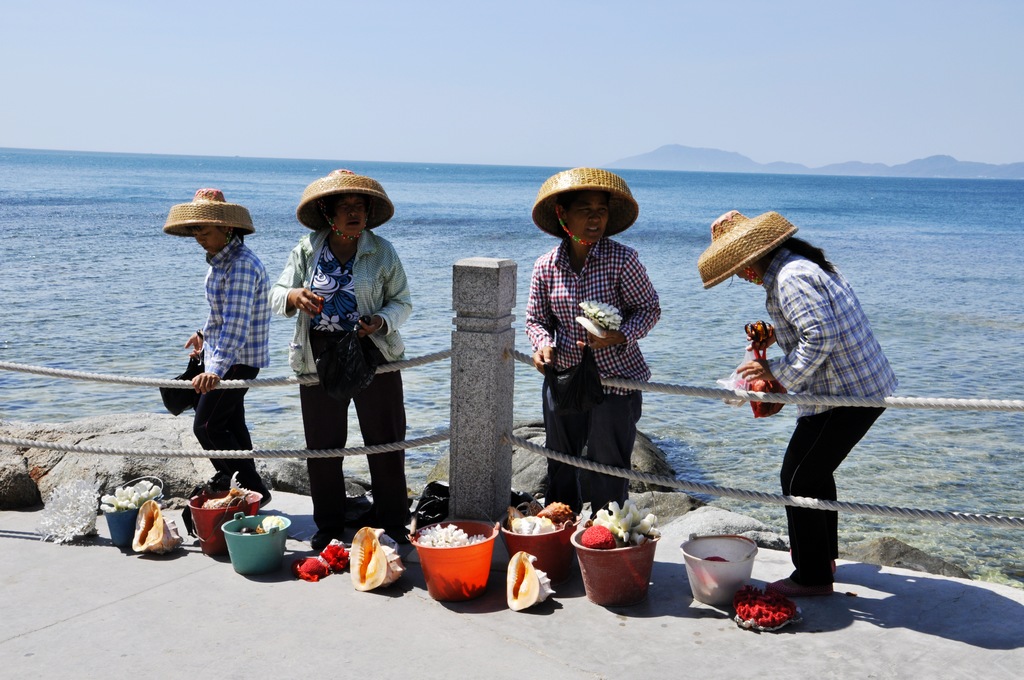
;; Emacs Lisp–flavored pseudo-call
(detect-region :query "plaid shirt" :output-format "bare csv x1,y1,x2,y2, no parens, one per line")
202,238,271,377
526,238,660,395
763,247,897,416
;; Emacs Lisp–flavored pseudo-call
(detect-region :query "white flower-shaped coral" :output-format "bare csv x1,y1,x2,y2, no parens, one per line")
100,479,162,513
577,300,623,337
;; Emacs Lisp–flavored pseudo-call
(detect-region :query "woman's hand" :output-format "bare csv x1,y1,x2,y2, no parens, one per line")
737,359,776,384
287,288,324,316
577,329,625,350
185,332,204,358
357,315,385,337
191,372,221,395
532,346,556,374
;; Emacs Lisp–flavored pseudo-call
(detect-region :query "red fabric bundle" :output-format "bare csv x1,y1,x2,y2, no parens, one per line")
292,556,331,582
320,542,350,571
749,347,786,418
733,585,801,631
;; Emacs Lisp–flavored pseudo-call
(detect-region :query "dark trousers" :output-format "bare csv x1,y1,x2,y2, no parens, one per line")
542,386,642,514
192,364,269,496
782,406,885,585
301,332,409,534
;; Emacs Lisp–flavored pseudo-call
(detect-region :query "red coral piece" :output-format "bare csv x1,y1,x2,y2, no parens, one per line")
733,585,800,631
292,556,331,582
320,542,350,572
580,525,617,550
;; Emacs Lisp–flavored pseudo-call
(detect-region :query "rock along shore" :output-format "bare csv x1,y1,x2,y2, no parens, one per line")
1,412,972,580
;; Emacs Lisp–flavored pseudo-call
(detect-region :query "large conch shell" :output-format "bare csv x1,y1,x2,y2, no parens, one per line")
506,551,554,611
132,499,183,554
350,526,405,591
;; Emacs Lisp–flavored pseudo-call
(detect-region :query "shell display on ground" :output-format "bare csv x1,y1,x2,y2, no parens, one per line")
506,551,554,611
350,526,404,591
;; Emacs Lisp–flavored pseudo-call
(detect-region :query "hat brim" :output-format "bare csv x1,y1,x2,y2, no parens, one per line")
697,212,798,288
296,174,394,230
532,168,639,237
163,201,254,237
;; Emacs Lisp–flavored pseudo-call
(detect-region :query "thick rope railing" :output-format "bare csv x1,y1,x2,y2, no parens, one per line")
0,349,452,389
505,434,1024,529
5,349,1022,528
510,349,1024,411
0,431,450,460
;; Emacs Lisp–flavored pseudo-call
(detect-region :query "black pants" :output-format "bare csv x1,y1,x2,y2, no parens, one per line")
192,364,269,497
542,386,642,514
782,406,885,585
301,330,409,534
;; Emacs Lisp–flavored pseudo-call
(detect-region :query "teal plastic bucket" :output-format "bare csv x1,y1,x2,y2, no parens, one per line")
222,513,291,575
105,508,140,548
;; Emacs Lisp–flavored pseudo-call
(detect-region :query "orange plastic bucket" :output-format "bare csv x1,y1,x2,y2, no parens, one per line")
188,491,262,556
500,520,577,584
412,520,499,601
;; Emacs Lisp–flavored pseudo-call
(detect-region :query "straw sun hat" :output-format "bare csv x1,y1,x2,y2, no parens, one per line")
697,210,799,288
296,169,395,231
163,188,254,237
532,167,639,237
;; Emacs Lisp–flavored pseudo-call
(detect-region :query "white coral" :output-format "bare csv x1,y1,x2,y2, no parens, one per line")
415,523,488,547
578,300,623,331
39,480,100,544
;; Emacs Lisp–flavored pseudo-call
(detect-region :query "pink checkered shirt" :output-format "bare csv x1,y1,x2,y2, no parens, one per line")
525,238,660,395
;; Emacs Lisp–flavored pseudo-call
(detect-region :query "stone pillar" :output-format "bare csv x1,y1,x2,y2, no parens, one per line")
449,257,517,521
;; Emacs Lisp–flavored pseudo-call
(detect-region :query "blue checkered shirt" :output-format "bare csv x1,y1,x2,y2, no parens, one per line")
202,238,271,377
763,247,897,416
526,238,660,395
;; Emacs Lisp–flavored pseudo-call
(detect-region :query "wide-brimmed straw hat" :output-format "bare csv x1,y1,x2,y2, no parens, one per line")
697,210,798,288
163,188,254,237
532,168,639,237
296,169,394,231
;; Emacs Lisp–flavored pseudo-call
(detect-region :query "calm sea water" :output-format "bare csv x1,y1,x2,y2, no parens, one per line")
1,148,1022,586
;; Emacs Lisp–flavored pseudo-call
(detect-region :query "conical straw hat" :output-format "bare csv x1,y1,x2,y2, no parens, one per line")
296,169,394,230
697,211,798,288
532,168,639,237
163,188,254,237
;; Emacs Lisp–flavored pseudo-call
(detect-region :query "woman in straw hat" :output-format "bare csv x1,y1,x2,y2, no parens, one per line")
163,188,273,504
698,210,897,597
271,169,412,550
525,168,661,514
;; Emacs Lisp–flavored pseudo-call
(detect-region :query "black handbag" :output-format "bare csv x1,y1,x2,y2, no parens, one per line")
315,331,379,401
160,353,204,416
544,345,605,414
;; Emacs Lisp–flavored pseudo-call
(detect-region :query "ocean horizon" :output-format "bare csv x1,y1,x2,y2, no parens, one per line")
1,147,1021,587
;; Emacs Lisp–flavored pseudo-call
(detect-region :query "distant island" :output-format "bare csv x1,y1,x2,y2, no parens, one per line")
606,144,1024,180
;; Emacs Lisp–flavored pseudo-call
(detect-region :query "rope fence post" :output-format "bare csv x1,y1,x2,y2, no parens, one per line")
449,257,517,521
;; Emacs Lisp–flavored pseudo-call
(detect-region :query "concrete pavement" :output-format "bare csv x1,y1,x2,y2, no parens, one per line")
2,491,1022,679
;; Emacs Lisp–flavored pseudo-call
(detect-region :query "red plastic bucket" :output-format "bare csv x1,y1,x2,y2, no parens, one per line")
188,491,261,556
571,528,659,607
412,520,499,601
500,521,577,584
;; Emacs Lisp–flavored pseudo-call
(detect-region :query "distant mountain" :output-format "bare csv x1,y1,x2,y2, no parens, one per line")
606,145,1024,179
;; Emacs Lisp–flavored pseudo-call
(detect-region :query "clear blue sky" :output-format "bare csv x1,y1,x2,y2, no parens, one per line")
3,1,1022,168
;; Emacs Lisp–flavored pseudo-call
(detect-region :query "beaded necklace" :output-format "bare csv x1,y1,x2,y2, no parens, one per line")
560,218,597,247
329,222,363,241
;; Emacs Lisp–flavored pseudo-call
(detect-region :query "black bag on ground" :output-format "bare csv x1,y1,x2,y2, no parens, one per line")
414,481,450,526
315,331,379,401
160,353,204,416
544,345,605,414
